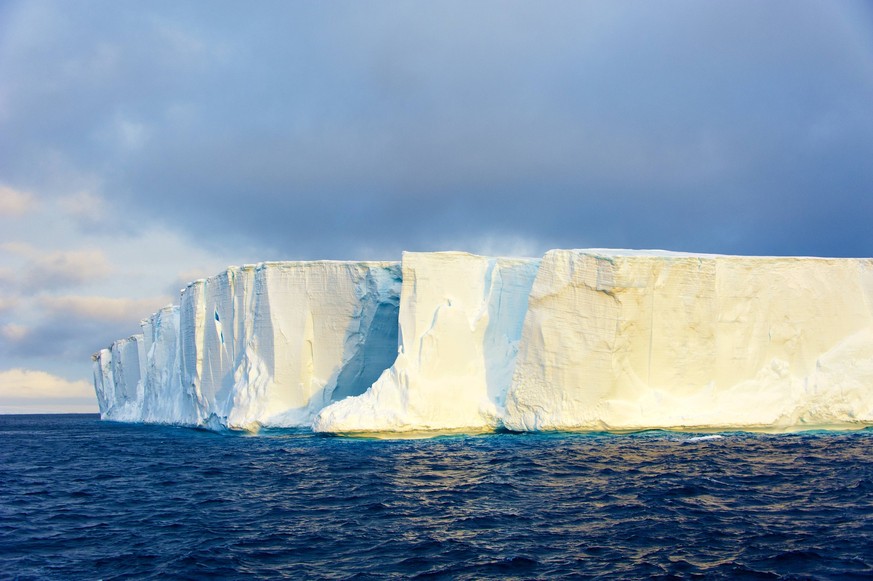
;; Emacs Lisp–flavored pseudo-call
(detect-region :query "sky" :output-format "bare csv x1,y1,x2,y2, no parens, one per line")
1,0,872,413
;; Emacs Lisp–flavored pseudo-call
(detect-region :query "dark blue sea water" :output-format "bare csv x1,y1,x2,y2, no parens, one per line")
2,416,872,580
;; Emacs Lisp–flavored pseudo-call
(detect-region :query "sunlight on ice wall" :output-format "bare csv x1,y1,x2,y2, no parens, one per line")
312,252,540,433
93,250,873,433
503,249,873,432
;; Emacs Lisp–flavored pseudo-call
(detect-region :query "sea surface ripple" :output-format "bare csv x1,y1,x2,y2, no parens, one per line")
2,415,872,579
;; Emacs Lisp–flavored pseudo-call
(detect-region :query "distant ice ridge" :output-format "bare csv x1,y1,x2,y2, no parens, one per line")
94,250,873,434
92,261,401,429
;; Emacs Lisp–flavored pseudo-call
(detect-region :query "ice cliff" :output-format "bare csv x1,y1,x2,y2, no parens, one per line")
312,252,540,433
93,261,401,429
503,249,873,432
93,250,873,433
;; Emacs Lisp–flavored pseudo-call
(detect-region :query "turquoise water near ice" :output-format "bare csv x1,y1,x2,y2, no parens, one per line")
2,415,872,579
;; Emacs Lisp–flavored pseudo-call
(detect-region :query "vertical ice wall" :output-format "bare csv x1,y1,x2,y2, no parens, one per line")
91,348,113,417
313,252,540,433
504,249,873,432
178,261,401,429
179,265,257,426
93,261,401,429
90,335,146,421
140,305,193,424
117,335,146,421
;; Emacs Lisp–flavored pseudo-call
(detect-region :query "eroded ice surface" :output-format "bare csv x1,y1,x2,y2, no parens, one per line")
503,249,873,432
312,252,539,433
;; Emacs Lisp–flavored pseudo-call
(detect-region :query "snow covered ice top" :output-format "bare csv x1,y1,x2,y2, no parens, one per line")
93,250,873,434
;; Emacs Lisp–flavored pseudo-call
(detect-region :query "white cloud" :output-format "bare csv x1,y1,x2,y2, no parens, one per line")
32,249,112,287
0,367,93,399
0,367,97,414
0,297,17,314
1,323,28,342
1,242,113,289
165,267,217,294
0,185,37,217
38,295,171,323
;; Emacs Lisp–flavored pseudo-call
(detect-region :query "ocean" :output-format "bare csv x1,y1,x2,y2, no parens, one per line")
2,415,872,579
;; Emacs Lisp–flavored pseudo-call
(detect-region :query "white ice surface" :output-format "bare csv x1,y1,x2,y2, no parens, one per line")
312,252,540,433
140,305,195,424
92,335,145,421
91,348,113,417
504,249,873,431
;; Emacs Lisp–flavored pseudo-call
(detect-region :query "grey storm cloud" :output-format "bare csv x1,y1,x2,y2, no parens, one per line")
1,0,872,259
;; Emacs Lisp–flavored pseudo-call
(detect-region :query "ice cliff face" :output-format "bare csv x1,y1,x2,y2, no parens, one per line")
92,335,146,422
93,261,401,429
181,261,401,429
141,306,191,424
312,252,540,433
94,250,873,434
503,249,873,431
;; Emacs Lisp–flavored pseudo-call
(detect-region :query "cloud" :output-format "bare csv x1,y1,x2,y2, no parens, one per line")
0,367,93,399
57,190,109,229
165,267,221,296
2,4,872,259
0,273,15,296
0,243,112,290
0,185,36,217
440,234,548,259
0,367,97,413
1,2,871,260
38,295,170,324
0,295,170,363
1,323,28,341
0,297,17,314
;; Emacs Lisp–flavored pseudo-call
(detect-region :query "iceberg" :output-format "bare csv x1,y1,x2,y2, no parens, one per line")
312,252,539,433
93,250,873,434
